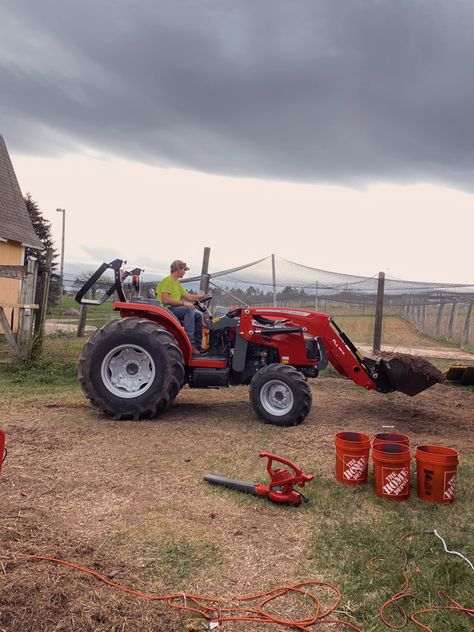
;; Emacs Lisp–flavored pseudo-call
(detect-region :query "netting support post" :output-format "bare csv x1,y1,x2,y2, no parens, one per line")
372,271,385,352
407,298,415,323
420,302,427,333
447,301,459,340
414,298,422,331
460,302,472,349
434,302,446,338
271,254,277,306
200,247,211,294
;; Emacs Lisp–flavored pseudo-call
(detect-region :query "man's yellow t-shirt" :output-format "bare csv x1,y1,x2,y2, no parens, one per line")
156,275,186,305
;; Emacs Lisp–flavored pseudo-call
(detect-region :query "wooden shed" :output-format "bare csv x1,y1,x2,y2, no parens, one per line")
0,134,43,335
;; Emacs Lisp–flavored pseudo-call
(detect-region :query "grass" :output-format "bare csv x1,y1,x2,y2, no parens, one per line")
302,465,473,631
140,536,219,585
1,316,472,631
0,332,82,389
103,532,220,588
99,452,473,630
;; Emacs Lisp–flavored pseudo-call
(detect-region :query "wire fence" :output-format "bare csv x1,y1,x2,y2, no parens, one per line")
45,254,473,349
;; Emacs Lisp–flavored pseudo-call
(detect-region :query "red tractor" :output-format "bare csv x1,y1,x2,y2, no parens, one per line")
76,260,443,426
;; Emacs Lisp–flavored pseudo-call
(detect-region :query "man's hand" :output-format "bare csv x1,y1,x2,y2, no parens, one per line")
182,300,195,308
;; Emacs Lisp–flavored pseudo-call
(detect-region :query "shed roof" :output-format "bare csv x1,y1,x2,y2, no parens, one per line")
0,135,44,250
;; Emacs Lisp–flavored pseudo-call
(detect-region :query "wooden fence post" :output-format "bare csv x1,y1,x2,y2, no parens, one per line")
413,299,421,331
420,302,427,333
199,246,211,294
447,301,459,340
271,254,277,307
434,303,446,338
77,304,88,337
372,271,385,352
460,303,472,349
408,297,415,323
18,258,37,357
33,248,53,352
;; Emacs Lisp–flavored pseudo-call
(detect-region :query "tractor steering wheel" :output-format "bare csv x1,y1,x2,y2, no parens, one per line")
193,295,213,329
193,295,212,313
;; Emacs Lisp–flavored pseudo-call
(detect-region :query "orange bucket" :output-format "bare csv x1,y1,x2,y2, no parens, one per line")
373,432,409,449
0,429,5,476
415,445,459,504
335,432,371,484
372,443,411,501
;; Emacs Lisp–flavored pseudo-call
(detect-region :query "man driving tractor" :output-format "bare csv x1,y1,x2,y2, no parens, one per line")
156,259,210,355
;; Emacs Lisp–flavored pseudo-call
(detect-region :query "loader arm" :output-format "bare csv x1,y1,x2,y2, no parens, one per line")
240,307,377,391
240,307,443,396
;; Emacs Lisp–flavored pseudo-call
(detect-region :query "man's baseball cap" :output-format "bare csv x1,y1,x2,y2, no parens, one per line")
170,259,190,272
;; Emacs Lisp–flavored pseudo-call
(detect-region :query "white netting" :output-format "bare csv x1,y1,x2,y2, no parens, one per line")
180,255,474,306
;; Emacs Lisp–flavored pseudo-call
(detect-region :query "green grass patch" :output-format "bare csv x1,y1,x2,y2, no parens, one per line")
303,461,473,631
141,535,219,585
0,355,77,386
103,532,220,587
0,332,84,395
48,296,118,329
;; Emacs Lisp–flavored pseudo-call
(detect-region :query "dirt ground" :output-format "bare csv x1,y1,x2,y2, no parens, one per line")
0,378,473,631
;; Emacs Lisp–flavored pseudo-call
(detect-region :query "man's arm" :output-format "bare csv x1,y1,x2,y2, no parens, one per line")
183,291,206,301
161,290,195,308
161,291,188,307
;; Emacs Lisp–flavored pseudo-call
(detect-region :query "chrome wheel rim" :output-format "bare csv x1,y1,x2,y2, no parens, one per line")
101,344,155,398
260,379,294,416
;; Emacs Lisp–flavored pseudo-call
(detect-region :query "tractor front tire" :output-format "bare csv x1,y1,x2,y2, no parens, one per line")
249,364,312,427
78,318,185,420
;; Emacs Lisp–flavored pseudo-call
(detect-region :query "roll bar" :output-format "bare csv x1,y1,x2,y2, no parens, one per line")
74,259,143,305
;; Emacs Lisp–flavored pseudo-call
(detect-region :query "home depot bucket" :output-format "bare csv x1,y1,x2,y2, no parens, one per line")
0,429,5,476
335,432,371,484
373,432,409,449
415,445,459,504
372,443,411,501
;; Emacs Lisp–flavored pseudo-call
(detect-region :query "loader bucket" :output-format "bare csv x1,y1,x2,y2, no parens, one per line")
367,353,444,396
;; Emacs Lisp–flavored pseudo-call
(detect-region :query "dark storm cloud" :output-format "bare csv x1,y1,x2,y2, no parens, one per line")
1,0,474,188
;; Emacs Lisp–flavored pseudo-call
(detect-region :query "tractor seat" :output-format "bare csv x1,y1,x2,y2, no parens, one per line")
132,298,163,307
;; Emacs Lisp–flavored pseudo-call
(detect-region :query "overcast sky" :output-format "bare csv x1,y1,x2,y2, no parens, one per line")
1,0,473,283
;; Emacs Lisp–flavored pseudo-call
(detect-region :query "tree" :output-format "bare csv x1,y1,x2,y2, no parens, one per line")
74,271,113,300
24,193,61,307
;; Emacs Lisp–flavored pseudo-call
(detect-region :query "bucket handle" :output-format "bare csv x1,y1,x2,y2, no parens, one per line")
2,448,6,463
372,426,410,447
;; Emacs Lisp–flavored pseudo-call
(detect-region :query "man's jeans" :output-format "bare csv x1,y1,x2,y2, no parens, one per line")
169,306,203,346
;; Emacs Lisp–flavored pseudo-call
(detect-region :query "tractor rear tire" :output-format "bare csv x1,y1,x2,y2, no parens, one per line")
249,364,312,427
78,317,185,420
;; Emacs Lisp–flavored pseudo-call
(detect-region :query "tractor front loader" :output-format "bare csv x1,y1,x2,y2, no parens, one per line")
75,260,444,426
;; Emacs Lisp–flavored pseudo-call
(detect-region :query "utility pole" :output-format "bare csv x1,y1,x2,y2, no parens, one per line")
56,208,66,299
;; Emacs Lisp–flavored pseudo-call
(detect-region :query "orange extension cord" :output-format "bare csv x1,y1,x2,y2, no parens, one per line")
378,533,474,631
15,541,473,631
16,553,364,631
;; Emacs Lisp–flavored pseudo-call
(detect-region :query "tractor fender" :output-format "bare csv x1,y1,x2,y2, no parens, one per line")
114,301,192,362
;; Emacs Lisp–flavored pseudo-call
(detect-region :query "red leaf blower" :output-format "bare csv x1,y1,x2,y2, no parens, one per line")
204,451,314,506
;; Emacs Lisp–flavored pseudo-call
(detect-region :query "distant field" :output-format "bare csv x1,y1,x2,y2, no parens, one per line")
44,298,473,352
